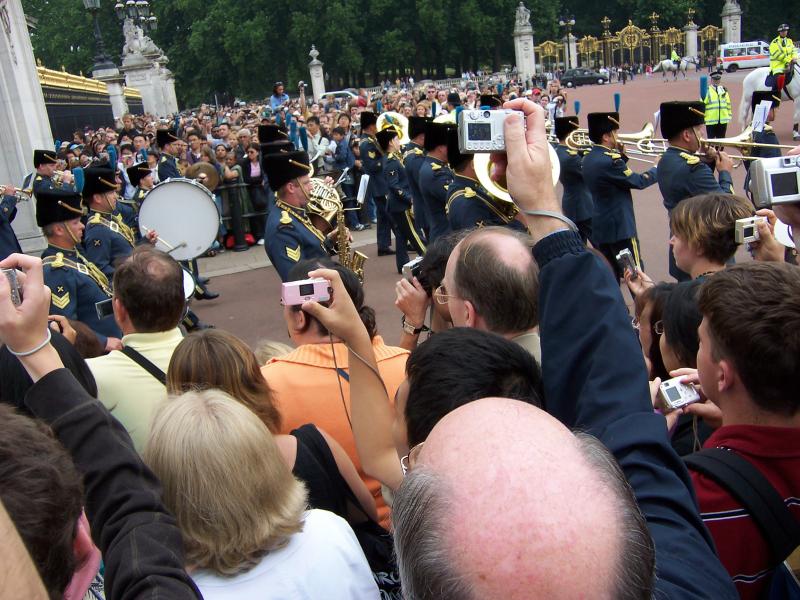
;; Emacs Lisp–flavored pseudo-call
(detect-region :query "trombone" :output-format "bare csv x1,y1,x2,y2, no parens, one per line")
564,123,660,164
700,126,797,166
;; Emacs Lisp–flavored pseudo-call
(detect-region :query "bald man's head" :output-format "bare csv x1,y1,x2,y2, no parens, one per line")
393,398,654,600
443,227,538,334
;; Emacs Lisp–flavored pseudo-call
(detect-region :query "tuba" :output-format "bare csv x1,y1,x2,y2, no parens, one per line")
306,178,368,281
473,145,561,219
377,112,410,144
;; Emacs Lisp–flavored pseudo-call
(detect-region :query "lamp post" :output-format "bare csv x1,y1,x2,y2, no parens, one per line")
559,16,576,70
114,0,157,32
83,0,116,72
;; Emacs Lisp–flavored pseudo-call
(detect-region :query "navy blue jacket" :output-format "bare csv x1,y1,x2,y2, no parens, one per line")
333,137,356,172
402,142,430,229
418,156,454,242
446,174,526,232
157,153,181,181
0,194,22,260
360,136,388,197
657,146,734,213
535,230,738,599
265,201,330,281
41,245,121,346
555,144,593,223
582,145,658,244
82,210,136,279
384,153,413,213
28,173,77,195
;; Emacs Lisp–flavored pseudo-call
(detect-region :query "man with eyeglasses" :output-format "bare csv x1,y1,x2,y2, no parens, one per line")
439,226,541,362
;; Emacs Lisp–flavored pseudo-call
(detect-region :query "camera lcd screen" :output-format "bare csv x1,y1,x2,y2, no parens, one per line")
666,386,682,402
771,171,799,197
743,226,754,237
468,123,492,141
298,283,314,296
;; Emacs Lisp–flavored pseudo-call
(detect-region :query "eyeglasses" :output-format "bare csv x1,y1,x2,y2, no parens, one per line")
433,284,455,305
653,320,664,336
401,442,425,475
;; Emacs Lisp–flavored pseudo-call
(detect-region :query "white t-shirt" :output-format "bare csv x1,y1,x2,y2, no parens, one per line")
191,510,380,600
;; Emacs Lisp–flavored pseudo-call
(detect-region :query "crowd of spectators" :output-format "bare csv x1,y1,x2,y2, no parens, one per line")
1,99,799,600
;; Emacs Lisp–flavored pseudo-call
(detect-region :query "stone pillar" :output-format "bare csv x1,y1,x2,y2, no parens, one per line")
563,33,578,69
93,66,129,121
0,0,48,252
308,46,325,102
720,0,742,44
122,59,165,115
684,22,698,59
513,3,536,80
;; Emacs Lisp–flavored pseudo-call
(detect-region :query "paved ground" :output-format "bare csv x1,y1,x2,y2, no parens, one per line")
192,68,797,348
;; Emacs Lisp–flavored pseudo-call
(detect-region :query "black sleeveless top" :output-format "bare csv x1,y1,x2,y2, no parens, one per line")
290,423,350,518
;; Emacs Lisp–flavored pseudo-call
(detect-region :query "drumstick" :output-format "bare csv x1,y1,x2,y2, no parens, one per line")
140,225,188,254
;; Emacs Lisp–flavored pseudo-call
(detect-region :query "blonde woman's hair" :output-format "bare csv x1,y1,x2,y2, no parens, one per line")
144,389,307,575
166,329,282,432
253,339,294,365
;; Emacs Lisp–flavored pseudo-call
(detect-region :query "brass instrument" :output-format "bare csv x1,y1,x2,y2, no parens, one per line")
565,124,659,164
473,144,561,213
4,186,33,203
185,162,221,191
306,178,367,280
377,112,409,144
700,126,796,166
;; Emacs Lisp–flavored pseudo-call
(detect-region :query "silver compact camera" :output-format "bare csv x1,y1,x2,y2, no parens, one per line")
2,268,22,306
457,109,525,153
748,155,800,209
735,216,767,244
658,377,702,411
615,248,639,280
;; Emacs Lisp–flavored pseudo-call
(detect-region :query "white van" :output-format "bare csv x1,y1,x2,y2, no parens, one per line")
718,41,770,72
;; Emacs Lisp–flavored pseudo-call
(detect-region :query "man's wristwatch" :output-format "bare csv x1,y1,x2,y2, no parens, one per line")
401,315,429,336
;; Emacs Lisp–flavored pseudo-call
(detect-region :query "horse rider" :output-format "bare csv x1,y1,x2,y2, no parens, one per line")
770,24,796,96
671,48,681,68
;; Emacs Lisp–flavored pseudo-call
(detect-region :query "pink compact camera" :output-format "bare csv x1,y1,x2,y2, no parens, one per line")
280,277,331,306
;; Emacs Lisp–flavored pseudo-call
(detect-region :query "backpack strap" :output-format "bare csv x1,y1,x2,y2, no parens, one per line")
120,346,166,386
685,448,800,565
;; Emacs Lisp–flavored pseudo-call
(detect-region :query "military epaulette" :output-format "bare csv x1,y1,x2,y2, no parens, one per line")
430,162,442,171
604,151,622,160
278,210,294,228
87,212,104,225
764,124,774,133
567,149,578,156
43,252,65,269
43,252,112,295
160,155,168,163
679,152,700,165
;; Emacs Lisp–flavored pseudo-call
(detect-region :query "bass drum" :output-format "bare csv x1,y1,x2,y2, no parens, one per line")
138,178,219,261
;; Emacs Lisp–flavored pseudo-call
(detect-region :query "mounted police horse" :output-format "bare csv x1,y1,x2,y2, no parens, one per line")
653,56,699,80
738,62,800,129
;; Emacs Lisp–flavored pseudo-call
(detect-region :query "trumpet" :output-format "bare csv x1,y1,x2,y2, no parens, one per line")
4,186,33,203
52,170,72,187
700,126,796,167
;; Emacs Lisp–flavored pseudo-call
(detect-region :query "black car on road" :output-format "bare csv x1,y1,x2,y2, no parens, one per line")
561,69,609,87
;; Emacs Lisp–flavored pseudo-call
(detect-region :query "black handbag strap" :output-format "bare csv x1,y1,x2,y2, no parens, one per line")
120,346,166,386
685,448,800,565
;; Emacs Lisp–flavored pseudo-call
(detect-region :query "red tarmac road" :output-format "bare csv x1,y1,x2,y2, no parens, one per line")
193,69,797,349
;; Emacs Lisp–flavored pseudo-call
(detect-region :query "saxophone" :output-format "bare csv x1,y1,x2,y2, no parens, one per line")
306,178,368,281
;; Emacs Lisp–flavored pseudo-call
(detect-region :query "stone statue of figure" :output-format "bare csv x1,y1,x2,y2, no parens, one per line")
515,2,531,28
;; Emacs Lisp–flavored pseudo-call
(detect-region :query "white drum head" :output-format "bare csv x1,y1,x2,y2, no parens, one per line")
138,178,219,261
182,268,195,300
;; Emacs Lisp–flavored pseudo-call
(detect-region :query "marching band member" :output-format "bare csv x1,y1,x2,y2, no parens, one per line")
1,185,22,260
25,149,75,194
418,121,455,242
82,166,144,279
359,111,395,256
656,101,734,280
36,188,123,351
401,116,430,239
446,127,526,232
126,161,155,215
263,150,336,281
553,116,593,243
156,128,182,181
377,126,425,273
581,111,658,282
